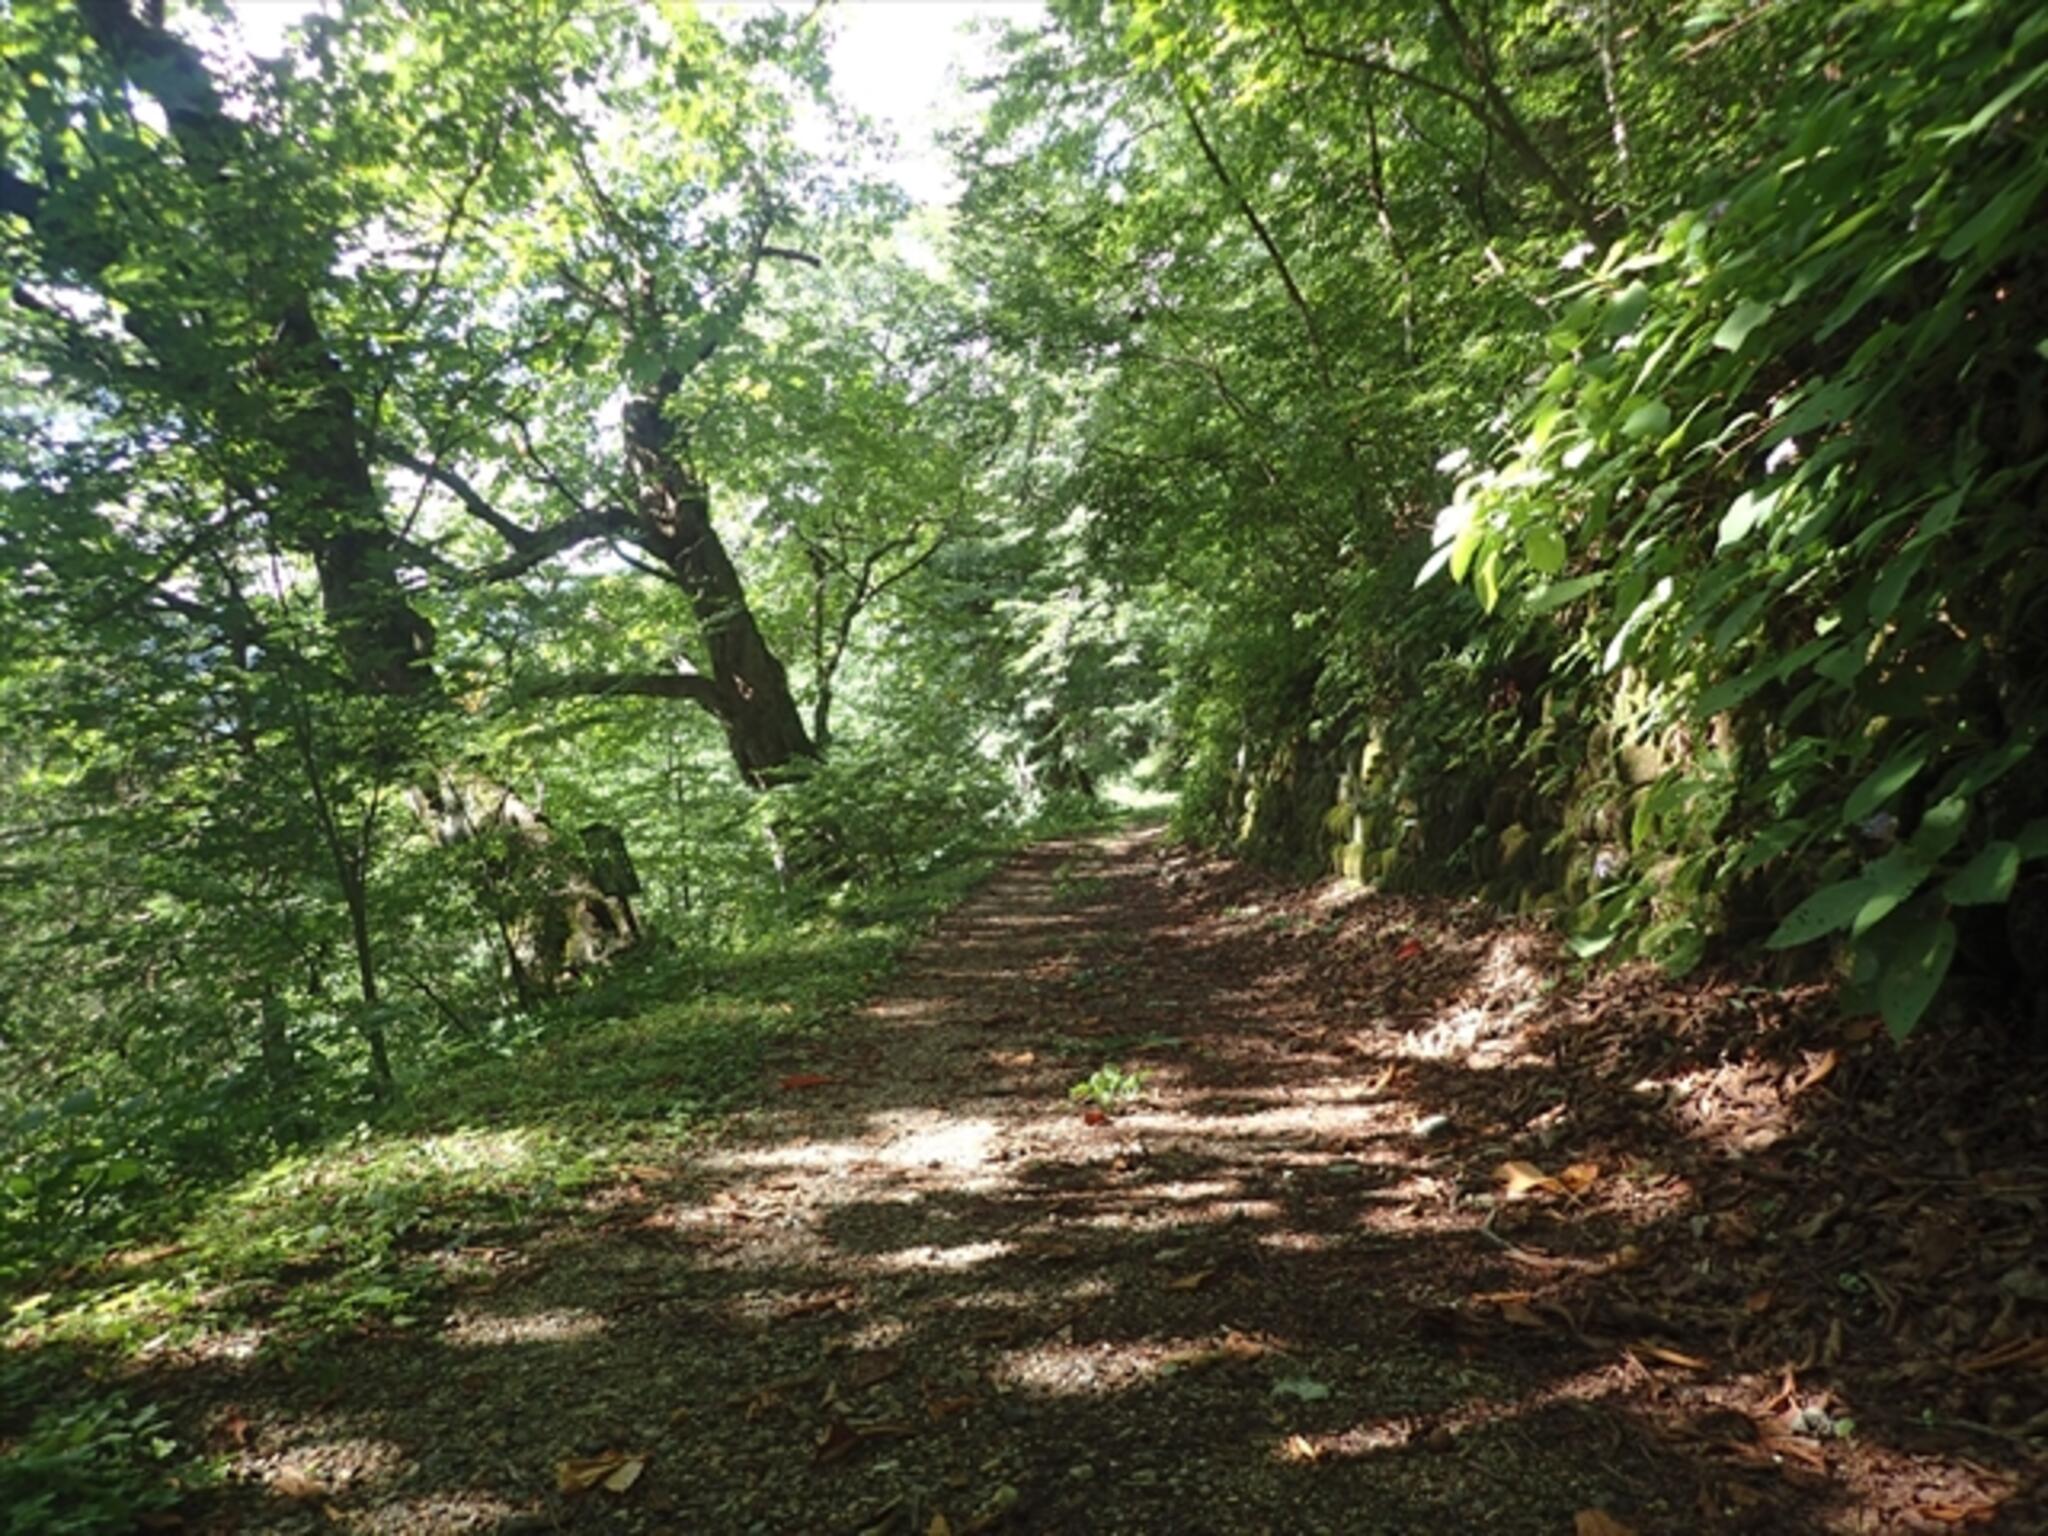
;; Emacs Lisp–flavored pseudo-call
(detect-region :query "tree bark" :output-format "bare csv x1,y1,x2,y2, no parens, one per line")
69,1,438,695
621,381,819,788
52,1,640,994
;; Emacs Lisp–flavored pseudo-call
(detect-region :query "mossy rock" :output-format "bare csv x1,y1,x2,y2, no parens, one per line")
1618,742,1666,786
1484,784,1520,831
1498,822,1534,872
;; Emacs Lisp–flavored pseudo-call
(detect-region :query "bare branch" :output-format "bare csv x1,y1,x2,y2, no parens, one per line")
382,445,626,582
382,446,528,544
1175,91,1335,394
465,507,625,583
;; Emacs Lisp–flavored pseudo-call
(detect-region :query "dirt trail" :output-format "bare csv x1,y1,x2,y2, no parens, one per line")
201,830,2041,1533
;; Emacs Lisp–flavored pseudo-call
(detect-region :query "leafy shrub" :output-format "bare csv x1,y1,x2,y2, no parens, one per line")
765,739,1012,888
0,1386,204,1536
1070,1062,1147,1111
1426,3,2048,1033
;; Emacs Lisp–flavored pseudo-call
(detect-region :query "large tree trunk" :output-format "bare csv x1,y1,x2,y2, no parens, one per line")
622,387,819,788
56,0,638,995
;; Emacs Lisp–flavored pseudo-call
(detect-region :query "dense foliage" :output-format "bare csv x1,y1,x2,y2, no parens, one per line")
956,0,2047,1034
0,0,1155,1280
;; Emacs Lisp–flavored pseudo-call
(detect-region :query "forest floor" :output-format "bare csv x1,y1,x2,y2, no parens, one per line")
35,828,2048,1533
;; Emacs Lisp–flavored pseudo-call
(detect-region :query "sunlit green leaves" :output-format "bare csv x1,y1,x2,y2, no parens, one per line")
1944,842,2020,907
1711,299,1773,353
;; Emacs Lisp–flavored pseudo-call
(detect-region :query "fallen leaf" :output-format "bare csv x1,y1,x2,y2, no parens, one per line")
1765,1366,1801,1413
1497,1160,1566,1199
1745,1288,1776,1314
928,1514,954,1536
1574,1512,1639,1536
556,1451,645,1495
959,1485,1021,1534
1919,1499,2004,1525
1757,1429,1828,1470
1163,1268,1215,1292
1499,1300,1546,1329
1281,1433,1321,1463
1631,1340,1710,1370
778,1072,837,1092
1082,1108,1108,1126
1395,937,1426,961
1558,1162,1600,1195
1789,1048,1839,1097
727,1367,820,1410
925,1393,977,1422
272,1467,325,1500
777,1288,854,1322
844,1349,903,1390
809,1411,913,1464
601,1457,645,1494
813,1415,861,1465
1161,1329,1269,1372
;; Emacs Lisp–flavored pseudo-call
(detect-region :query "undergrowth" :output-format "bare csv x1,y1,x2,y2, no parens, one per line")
0,836,1019,1533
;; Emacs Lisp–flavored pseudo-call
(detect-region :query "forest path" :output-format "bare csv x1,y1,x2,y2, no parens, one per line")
206,829,2035,1534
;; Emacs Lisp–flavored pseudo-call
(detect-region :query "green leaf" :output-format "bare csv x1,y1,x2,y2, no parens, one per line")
1868,907,1956,1040
1767,875,1874,950
1522,573,1605,615
1604,281,1651,335
1943,841,2019,906
2020,818,2048,862
1414,541,1457,586
1523,523,1566,576
1848,848,1933,937
1716,488,1778,549
1842,746,1926,826
1935,57,2048,143
1711,299,1773,353
1620,400,1671,440
1949,735,2039,799
1933,171,2048,264
1909,796,1970,861
1474,547,1502,613
1448,521,1484,583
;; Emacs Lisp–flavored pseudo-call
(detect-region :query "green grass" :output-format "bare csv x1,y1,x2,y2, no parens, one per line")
9,849,1005,1356
1,841,1015,1532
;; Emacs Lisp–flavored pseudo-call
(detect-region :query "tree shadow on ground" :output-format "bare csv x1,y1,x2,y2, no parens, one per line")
13,831,2041,1533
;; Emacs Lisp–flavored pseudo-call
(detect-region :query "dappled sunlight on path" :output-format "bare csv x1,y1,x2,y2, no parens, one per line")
145,830,2042,1534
